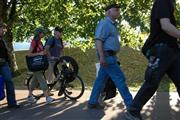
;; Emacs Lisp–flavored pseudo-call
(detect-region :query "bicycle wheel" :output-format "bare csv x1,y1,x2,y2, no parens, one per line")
53,56,79,78
62,75,85,100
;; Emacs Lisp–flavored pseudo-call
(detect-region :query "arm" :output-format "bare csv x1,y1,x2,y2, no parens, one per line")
28,46,44,57
96,40,107,67
44,45,51,57
160,18,180,39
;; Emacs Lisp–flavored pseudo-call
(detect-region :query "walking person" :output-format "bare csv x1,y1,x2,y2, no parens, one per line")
88,3,133,109
45,26,64,84
45,26,64,96
125,0,180,119
0,22,20,108
27,27,54,104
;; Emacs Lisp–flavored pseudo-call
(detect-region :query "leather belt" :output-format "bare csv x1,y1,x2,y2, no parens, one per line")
104,50,116,56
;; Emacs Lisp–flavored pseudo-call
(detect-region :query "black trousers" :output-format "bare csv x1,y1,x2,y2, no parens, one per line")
129,44,180,116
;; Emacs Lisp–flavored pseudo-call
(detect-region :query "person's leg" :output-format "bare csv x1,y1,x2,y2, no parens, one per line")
0,63,17,106
46,60,56,95
167,51,180,97
104,56,132,107
33,71,54,104
88,66,108,105
33,71,48,96
28,74,39,96
26,73,39,103
46,61,56,84
128,45,176,118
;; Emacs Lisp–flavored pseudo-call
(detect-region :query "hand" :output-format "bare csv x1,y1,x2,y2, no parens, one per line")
99,56,107,67
38,51,45,55
49,56,59,61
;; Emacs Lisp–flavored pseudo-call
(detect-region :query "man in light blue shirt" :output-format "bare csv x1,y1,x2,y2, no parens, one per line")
88,3,133,109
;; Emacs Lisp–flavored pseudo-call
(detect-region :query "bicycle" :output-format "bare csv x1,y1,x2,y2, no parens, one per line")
24,56,85,100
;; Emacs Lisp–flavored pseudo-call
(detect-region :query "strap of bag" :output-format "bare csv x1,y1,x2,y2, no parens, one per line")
51,36,56,48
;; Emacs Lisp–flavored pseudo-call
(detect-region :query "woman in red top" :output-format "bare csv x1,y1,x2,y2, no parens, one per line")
27,28,54,104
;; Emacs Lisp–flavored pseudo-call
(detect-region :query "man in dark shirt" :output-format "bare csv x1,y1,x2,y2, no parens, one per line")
125,0,180,119
45,26,64,96
45,26,64,84
0,22,20,108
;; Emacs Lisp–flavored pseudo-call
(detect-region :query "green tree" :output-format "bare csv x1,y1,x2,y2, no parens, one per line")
2,0,180,72
0,0,154,72
0,0,20,72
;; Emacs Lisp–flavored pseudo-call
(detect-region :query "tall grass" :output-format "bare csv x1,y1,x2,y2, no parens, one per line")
14,47,175,91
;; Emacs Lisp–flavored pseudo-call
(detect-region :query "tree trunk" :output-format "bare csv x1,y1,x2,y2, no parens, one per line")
5,29,18,72
0,0,19,73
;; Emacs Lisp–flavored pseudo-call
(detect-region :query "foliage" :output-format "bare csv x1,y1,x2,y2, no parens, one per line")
12,0,153,49
2,0,180,72
120,25,144,50
3,0,180,49
0,0,156,50
120,0,152,32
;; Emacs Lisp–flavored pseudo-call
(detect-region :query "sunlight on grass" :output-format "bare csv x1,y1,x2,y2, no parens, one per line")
14,47,176,92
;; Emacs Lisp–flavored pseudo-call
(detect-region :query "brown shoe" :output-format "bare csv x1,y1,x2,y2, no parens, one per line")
88,103,105,109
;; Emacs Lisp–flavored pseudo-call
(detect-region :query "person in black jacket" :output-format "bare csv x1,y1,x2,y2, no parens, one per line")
125,0,180,119
0,22,20,108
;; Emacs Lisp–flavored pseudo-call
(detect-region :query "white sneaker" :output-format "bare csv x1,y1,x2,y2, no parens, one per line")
27,96,37,103
46,96,55,104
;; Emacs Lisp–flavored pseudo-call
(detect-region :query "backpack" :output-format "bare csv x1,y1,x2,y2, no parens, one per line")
103,77,116,101
0,75,5,101
101,61,120,101
141,37,154,59
141,33,160,59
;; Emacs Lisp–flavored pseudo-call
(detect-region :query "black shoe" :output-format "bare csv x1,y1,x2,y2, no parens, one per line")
8,104,21,109
88,103,105,109
58,89,63,96
124,111,142,120
48,92,54,96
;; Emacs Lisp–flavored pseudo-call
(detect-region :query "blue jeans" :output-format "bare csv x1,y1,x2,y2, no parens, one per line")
89,56,133,107
0,63,17,106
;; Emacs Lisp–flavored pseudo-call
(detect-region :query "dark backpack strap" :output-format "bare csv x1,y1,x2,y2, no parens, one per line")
60,38,64,49
51,36,56,48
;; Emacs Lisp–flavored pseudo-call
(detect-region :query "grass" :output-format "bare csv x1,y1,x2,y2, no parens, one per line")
13,47,176,92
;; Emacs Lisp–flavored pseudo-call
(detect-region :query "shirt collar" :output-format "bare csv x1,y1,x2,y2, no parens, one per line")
54,36,61,40
106,16,117,26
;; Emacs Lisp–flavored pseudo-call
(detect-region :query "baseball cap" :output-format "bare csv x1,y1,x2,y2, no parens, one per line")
105,3,120,11
54,26,63,32
34,27,44,34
